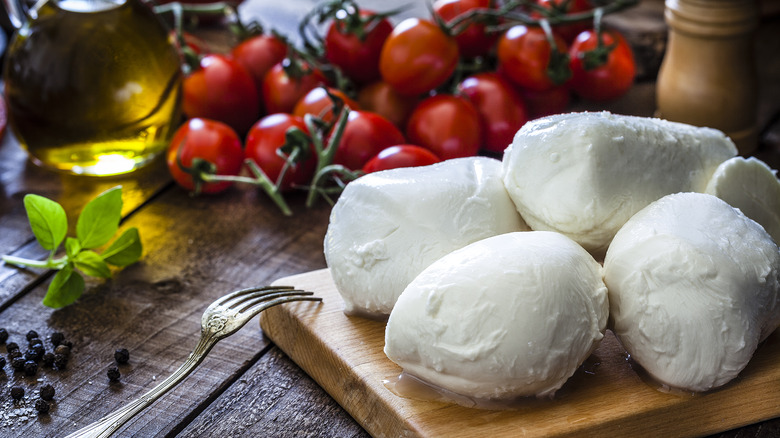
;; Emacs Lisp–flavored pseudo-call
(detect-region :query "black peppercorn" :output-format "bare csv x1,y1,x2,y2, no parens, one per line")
34,399,50,414
0,356,5,370
8,349,22,359
0,328,8,344
10,386,24,400
54,353,68,370
50,332,65,347
39,384,55,401
114,348,130,365
29,338,43,349
54,345,70,357
26,330,39,341
6,341,19,352
107,366,121,382
24,360,38,376
24,348,43,362
11,356,26,371
42,352,55,367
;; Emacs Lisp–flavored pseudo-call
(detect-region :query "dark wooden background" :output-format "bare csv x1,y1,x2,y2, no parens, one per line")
1,0,779,437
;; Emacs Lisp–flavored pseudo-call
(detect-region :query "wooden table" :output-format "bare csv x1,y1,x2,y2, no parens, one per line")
1,1,779,437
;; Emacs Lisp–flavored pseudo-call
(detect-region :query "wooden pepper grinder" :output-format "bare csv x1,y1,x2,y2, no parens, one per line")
656,0,759,155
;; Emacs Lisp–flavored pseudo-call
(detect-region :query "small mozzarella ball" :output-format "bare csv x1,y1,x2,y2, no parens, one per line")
604,192,780,392
324,157,527,317
385,231,608,400
502,111,736,257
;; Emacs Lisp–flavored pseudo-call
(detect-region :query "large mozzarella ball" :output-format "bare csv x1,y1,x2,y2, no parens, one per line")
502,111,736,257
324,157,528,317
384,231,608,400
604,192,780,392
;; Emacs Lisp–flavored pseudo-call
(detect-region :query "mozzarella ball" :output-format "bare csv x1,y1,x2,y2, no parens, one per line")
502,111,736,257
324,157,528,317
705,156,780,244
604,192,780,392
384,231,608,400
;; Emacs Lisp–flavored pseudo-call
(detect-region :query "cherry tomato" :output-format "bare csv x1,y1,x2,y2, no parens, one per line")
497,25,569,92
569,29,636,101
293,86,360,123
406,94,482,160
245,114,315,192
458,72,528,153
379,18,459,96
167,118,244,194
363,145,441,173
333,110,406,171
519,85,571,119
433,0,498,59
533,0,593,44
231,34,288,97
325,9,393,85
357,80,419,129
261,61,326,115
183,54,260,135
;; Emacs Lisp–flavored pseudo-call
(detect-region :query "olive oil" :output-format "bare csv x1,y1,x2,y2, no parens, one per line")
3,0,182,176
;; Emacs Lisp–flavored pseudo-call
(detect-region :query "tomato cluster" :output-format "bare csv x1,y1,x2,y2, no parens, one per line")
166,0,637,213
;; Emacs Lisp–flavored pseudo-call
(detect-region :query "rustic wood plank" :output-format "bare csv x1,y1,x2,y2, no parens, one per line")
177,346,369,437
0,185,332,437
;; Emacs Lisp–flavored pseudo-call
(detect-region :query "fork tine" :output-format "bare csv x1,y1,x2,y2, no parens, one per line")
211,285,296,308
226,288,314,310
237,294,322,315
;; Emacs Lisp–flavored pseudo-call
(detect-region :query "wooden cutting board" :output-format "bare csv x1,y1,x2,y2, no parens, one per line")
261,269,780,437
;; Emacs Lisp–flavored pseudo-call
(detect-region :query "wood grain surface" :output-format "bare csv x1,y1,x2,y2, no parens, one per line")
262,269,780,438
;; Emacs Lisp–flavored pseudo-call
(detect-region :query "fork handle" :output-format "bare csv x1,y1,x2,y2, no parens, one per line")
65,334,218,438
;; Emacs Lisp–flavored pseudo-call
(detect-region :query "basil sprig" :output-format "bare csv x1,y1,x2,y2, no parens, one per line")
2,186,142,308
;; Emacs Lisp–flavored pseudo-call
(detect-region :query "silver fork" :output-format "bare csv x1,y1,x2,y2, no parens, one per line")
65,285,321,438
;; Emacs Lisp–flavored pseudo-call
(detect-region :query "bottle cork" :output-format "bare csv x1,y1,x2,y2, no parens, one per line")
656,0,759,155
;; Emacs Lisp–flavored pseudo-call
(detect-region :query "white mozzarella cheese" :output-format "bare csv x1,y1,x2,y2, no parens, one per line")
502,111,737,256
384,231,608,400
603,192,780,392
324,157,528,317
705,156,780,244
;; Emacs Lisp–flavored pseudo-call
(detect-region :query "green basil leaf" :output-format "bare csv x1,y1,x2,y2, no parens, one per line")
77,186,123,249
42,264,85,308
74,250,112,278
65,237,81,259
102,227,143,267
23,194,67,251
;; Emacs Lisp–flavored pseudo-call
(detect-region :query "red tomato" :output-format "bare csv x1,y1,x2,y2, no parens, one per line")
363,145,441,173
357,80,419,129
534,0,593,44
569,29,636,101
497,25,569,92
325,10,393,85
292,86,360,123
379,18,459,96
262,61,326,115
231,34,288,97
183,54,260,135
433,0,498,58
406,94,482,160
167,118,244,194
333,110,406,171
520,85,571,119
458,72,528,153
245,114,315,191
